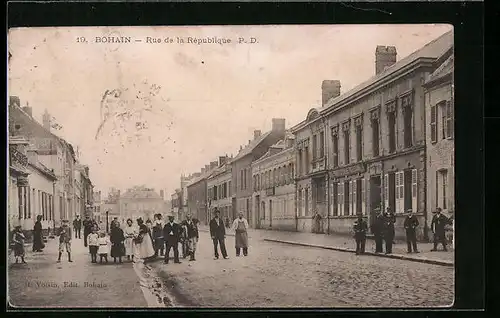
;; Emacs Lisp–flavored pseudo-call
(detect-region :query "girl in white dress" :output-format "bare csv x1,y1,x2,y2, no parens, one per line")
123,219,137,261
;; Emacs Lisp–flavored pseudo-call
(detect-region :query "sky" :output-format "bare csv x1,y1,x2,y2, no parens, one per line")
8,24,452,197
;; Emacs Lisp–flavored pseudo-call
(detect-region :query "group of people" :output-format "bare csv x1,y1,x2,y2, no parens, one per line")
353,207,453,255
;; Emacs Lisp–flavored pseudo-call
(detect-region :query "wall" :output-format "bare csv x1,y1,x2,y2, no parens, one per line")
425,80,454,232
187,180,208,224
27,164,55,230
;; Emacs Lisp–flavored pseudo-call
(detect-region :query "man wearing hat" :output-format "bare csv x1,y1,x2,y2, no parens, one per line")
370,207,384,253
163,214,182,264
209,208,228,260
353,213,368,255
382,207,396,254
403,209,419,253
430,207,451,251
73,215,82,239
58,220,73,263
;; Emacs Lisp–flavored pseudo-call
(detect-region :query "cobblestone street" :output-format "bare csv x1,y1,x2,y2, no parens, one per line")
150,231,454,308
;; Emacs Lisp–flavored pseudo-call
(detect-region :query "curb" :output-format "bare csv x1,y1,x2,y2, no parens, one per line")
263,239,454,267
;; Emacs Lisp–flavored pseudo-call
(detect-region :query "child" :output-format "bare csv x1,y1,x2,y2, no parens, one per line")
97,232,110,263
12,226,27,264
58,220,73,263
87,227,99,263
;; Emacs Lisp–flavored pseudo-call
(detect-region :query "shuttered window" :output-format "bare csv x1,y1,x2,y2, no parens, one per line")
412,169,418,212
430,105,437,143
384,174,389,211
338,182,344,216
446,101,454,139
361,178,366,215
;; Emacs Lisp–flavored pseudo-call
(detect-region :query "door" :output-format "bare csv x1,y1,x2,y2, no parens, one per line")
370,176,382,232
255,196,260,229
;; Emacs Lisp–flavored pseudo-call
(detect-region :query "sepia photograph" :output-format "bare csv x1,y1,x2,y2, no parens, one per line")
7,24,455,308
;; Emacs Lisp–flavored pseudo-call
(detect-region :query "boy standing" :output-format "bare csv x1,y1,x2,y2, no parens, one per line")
58,220,73,263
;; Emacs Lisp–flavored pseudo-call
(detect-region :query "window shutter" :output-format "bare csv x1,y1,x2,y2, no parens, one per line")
302,190,305,217
412,169,418,213
384,174,389,211
361,178,366,215
430,105,437,143
394,172,399,214
447,101,454,139
349,181,353,215
352,180,357,215
338,183,343,216
400,171,405,214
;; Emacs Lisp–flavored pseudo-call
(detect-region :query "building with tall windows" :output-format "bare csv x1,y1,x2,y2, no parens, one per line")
251,132,295,231
423,47,454,245
207,156,232,224
291,30,453,239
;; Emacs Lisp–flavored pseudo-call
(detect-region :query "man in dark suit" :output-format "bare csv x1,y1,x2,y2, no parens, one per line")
82,215,93,247
431,208,451,251
403,208,420,253
209,209,228,260
163,215,182,264
383,207,396,254
371,207,384,253
353,213,368,255
73,215,82,239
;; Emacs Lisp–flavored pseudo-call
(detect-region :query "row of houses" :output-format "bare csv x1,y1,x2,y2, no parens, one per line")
173,30,454,241
8,97,98,237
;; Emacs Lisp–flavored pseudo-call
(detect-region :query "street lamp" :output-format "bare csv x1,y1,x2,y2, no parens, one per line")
106,210,109,233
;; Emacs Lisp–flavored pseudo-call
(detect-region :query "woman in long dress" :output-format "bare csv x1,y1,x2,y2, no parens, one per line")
110,222,126,263
32,215,44,252
123,219,136,261
134,218,155,262
232,212,249,257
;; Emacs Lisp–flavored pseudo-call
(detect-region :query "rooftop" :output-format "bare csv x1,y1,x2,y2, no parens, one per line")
232,131,272,161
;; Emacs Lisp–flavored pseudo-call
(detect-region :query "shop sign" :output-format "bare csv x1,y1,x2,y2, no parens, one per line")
330,163,366,178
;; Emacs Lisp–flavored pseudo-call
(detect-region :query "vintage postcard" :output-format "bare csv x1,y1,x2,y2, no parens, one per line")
7,24,454,308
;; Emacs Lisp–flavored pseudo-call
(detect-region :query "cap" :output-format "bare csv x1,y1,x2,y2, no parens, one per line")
407,209,413,213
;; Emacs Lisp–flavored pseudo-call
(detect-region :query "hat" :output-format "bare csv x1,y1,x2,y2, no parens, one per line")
407,209,413,213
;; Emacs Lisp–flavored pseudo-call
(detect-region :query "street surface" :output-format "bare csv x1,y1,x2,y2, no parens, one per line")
8,230,454,308
150,231,454,308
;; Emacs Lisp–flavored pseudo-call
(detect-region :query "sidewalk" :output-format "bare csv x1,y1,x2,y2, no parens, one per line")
199,226,454,267
8,236,148,308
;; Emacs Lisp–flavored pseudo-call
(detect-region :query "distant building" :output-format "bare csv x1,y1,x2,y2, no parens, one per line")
93,191,102,223
119,186,164,222
423,47,454,244
101,188,120,223
171,189,181,220
251,133,295,230
231,119,287,225
207,156,232,223
187,162,219,225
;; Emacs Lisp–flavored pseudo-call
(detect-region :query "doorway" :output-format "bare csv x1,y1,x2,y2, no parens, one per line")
370,175,382,230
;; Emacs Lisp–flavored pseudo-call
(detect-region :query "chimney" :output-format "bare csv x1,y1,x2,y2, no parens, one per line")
210,161,218,169
219,156,227,166
239,145,243,152
9,96,20,107
205,165,210,171
160,190,164,199
42,109,51,131
253,130,262,140
117,190,121,197
272,118,286,133
286,137,295,149
22,101,33,117
321,80,341,106
248,140,251,145
375,46,397,75
201,168,206,174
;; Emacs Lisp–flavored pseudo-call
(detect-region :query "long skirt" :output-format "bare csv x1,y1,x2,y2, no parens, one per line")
33,233,44,251
111,242,126,257
124,237,134,256
235,230,248,249
135,234,155,259
14,243,25,257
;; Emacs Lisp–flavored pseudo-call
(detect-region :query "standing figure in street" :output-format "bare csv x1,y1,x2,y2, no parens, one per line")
163,215,182,264
57,220,73,263
187,218,200,261
82,216,93,248
404,209,420,253
124,219,136,261
179,220,189,259
209,209,228,260
232,212,249,257
12,225,27,264
383,208,396,254
152,214,165,257
353,214,368,255
73,215,82,239
431,208,451,251
225,216,230,229
134,218,155,262
32,215,45,252
97,232,110,263
371,208,384,253
88,227,99,263
110,222,126,263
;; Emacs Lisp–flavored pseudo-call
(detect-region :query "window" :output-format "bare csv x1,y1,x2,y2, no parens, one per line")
332,134,339,167
312,134,318,160
388,111,396,153
297,150,302,176
228,181,231,196
304,147,309,173
319,131,325,158
402,94,413,148
356,126,363,162
356,179,363,214
331,183,338,216
384,172,396,212
338,182,344,216
344,130,350,165
437,169,448,209
31,188,35,219
304,188,309,216
343,182,350,216
290,163,294,182
372,118,380,157
240,170,244,190
430,105,438,143
446,101,454,139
